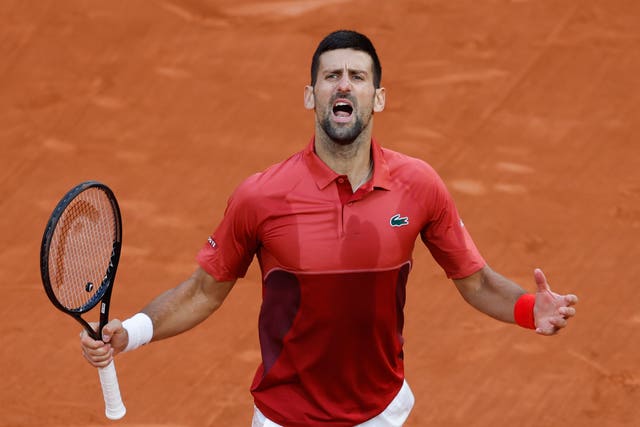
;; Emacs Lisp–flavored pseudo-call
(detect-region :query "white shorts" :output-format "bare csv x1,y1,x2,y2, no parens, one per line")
251,380,414,427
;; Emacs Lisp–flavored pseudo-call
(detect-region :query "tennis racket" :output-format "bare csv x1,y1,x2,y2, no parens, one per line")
40,181,126,420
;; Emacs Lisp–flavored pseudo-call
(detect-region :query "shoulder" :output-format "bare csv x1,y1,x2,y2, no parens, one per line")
380,146,464,226
381,146,448,193
229,150,306,203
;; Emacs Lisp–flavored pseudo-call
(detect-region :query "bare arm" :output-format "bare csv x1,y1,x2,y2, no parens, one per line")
453,265,578,335
142,266,236,341
453,265,524,323
81,267,236,367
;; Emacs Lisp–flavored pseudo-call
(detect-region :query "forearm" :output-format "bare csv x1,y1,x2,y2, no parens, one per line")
453,265,527,323
140,267,235,342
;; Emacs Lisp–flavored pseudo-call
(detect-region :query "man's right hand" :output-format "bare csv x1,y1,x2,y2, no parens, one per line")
80,319,128,368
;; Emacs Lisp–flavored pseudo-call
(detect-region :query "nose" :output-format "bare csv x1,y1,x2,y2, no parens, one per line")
336,73,351,92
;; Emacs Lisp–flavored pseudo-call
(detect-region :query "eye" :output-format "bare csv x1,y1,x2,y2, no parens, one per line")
351,73,365,81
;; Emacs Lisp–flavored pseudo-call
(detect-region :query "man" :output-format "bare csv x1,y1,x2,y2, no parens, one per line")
81,30,578,427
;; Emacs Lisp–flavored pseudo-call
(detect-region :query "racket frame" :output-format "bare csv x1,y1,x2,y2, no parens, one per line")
40,180,122,340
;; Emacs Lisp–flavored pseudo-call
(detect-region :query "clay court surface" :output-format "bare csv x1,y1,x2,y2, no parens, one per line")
1,0,639,425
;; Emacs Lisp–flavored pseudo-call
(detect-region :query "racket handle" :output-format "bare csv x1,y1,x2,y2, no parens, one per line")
98,360,127,419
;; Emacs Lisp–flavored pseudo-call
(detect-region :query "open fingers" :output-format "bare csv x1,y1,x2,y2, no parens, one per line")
559,306,576,318
535,325,557,336
536,306,575,335
549,316,568,329
564,294,579,306
535,320,563,336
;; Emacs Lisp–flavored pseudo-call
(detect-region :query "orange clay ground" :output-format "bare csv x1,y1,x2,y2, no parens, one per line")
1,1,639,426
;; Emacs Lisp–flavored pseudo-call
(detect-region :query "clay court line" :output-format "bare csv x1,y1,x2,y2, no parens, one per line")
567,348,610,376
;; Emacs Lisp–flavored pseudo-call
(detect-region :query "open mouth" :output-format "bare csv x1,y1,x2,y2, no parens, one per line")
332,100,354,118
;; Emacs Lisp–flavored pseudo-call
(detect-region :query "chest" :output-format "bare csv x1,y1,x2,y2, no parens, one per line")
256,186,426,272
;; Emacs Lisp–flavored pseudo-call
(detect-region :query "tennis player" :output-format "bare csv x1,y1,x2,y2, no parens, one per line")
80,30,578,426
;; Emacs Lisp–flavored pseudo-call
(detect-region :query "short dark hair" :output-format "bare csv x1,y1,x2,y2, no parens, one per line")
310,30,382,88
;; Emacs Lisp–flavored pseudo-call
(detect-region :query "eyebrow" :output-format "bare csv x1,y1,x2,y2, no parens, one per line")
323,68,369,76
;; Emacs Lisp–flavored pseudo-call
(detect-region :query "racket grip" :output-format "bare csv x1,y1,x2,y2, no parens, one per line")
98,360,127,420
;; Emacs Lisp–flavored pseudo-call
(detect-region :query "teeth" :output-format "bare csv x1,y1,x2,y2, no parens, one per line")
333,101,353,117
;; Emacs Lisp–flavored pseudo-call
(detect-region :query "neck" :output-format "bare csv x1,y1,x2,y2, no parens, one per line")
314,126,373,191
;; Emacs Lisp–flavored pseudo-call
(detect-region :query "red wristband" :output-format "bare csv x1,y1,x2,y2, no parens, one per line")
514,294,536,329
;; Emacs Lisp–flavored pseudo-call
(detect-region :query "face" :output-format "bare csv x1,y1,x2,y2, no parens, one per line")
305,49,385,145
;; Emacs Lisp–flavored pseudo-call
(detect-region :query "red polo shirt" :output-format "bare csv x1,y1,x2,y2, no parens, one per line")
197,139,485,426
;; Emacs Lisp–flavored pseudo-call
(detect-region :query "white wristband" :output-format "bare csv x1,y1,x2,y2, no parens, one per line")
121,313,154,353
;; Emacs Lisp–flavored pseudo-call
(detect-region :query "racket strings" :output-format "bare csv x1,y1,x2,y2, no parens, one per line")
48,188,116,311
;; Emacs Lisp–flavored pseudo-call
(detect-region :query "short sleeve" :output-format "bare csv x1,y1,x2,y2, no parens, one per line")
196,178,260,282
420,176,485,279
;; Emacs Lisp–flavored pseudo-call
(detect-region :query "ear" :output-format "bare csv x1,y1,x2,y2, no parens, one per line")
304,85,315,110
373,87,386,113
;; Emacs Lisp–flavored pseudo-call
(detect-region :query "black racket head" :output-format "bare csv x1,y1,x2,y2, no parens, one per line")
40,181,122,321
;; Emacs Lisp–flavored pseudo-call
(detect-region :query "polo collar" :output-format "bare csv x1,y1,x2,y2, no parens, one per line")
303,137,392,191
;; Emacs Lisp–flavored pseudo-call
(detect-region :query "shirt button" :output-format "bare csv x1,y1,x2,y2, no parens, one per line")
347,202,353,206
338,178,345,184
